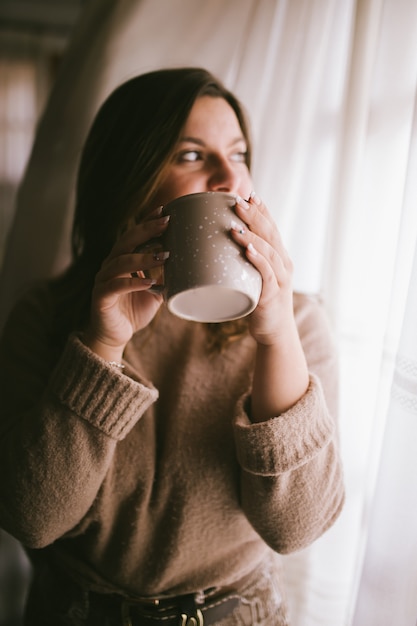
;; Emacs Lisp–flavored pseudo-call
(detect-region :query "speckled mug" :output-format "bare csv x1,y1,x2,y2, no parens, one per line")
160,192,262,323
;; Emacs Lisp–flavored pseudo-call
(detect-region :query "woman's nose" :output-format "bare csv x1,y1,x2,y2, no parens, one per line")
207,157,240,193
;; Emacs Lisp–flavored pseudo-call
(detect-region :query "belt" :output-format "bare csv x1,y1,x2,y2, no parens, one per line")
91,589,241,626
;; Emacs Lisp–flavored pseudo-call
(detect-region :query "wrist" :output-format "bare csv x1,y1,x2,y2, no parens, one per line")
251,326,309,422
81,332,125,364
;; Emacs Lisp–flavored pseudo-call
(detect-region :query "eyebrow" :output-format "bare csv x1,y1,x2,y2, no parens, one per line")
179,136,247,147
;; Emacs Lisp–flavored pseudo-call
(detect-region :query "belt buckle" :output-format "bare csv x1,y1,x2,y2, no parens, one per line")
180,608,204,625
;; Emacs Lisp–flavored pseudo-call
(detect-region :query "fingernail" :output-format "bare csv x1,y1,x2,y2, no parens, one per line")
231,219,246,234
249,191,261,206
247,242,258,256
234,195,250,210
153,251,170,261
139,205,163,223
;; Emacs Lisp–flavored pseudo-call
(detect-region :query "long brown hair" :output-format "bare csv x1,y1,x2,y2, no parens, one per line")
51,67,253,347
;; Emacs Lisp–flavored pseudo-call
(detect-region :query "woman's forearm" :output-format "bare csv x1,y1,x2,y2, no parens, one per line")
251,322,309,422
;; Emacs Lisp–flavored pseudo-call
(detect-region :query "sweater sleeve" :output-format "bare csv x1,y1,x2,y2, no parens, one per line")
0,288,158,549
233,294,345,553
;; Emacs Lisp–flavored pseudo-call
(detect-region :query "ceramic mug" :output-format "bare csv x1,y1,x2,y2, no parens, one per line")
143,192,262,323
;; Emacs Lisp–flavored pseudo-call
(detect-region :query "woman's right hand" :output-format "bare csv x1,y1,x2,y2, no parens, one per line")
82,208,170,362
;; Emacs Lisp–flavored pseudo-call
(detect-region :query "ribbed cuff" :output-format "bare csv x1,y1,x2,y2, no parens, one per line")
49,335,158,440
233,375,334,476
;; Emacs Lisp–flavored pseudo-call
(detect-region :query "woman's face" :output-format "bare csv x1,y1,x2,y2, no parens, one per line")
153,96,253,207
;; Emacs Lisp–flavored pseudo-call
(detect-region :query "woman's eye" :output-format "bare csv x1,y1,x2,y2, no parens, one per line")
178,150,201,162
230,151,248,163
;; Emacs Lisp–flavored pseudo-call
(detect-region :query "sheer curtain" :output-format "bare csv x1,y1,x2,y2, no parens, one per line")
1,0,417,624
352,247,417,624
349,16,417,618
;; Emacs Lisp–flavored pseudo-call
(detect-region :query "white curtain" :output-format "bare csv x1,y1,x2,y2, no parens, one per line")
1,0,417,624
352,243,417,624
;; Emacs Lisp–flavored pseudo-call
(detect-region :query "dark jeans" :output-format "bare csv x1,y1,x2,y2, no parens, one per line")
24,556,289,626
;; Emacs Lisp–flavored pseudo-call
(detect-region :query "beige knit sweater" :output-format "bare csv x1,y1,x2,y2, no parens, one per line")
0,286,344,599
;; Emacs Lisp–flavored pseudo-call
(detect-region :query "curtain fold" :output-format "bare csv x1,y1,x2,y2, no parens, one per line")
352,242,417,625
1,1,417,623
351,50,417,624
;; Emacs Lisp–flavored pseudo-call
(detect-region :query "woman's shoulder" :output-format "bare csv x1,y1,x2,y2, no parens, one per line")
1,280,56,348
293,291,336,350
4,281,55,325
293,290,323,309
0,280,61,386
293,291,331,323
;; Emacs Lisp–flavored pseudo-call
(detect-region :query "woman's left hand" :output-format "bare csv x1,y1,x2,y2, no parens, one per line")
231,192,309,421
231,192,295,345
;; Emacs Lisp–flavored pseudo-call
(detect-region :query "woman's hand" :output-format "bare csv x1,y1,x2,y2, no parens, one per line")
231,193,309,421
83,208,170,362
231,192,295,344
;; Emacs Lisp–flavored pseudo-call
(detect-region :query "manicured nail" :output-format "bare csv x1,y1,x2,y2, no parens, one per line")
231,219,246,234
234,195,250,209
139,205,163,223
153,251,170,261
249,191,261,206
247,243,258,255
142,278,157,285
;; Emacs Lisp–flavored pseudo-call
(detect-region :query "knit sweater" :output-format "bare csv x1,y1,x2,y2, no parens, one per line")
0,285,344,599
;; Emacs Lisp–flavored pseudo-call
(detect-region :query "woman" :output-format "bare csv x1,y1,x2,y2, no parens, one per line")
0,67,344,625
